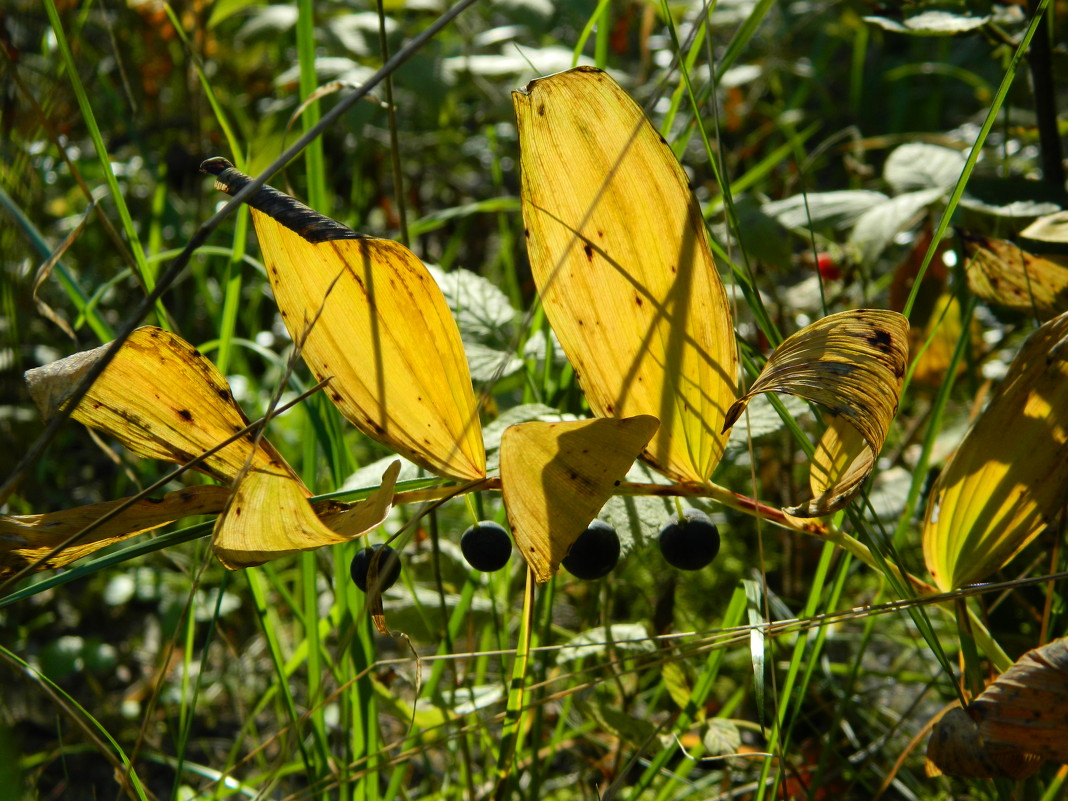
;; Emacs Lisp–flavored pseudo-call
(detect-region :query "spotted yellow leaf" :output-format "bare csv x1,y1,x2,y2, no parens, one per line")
723,309,909,517
923,312,1068,590
202,158,485,482
24,326,293,484
513,68,736,484
0,485,230,580
500,415,658,582
960,230,1068,320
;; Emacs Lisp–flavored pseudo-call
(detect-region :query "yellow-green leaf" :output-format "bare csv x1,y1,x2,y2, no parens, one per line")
0,485,230,580
923,312,1068,590
513,68,737,484
24,326,293,484
500,415,658,582
213,460,400,569
723,309,909,517
203,158,485,481
960,230,1068,320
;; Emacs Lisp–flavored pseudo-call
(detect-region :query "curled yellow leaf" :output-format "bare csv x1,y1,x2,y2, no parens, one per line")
724,309,909,517
0,485,230,580
203,158,485,482
213,460,401,569
500,415,658,583
513,68,736,484
24,327,292,484
923,312,1068,590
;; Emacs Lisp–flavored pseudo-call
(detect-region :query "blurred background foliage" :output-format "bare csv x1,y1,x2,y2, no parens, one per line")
2,0,1068,799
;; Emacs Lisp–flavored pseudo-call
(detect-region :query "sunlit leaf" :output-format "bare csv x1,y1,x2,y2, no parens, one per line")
513,67,736,483
848,188,944,268
923,312,1068,590
926,707,1044,780
723,309,909,516
499,415,658,582
908,293,978,386
0,485,230,580
1021,211,1068,244
24,326,293,484
213,460,400,569
763,190,889,232
959,230,1068,320
203,158,486,481
884,143,966,193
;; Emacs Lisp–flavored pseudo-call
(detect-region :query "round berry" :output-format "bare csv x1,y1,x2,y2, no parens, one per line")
350,544,401,593
562,520,620,580
658,510,720,571
461,521,512,572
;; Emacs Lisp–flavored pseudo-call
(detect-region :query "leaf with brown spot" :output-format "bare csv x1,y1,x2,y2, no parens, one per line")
499,415,658,583
203,158,485,482
923,311,1068,590
24,327,294,485
960,230,1068,320
723,309,909,517
0,485,231,580
513,68,736,484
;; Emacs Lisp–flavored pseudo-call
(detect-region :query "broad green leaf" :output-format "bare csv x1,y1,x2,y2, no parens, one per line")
24,326,295,484
203,158,486,481
960,231,1068,320
849,188,945,268
213,460,400,568
499,415,658,582
923,312,1068,590
724,309,909,517
0,485,230,580
763,190,889,232
513,67,736,484
884,143,966,193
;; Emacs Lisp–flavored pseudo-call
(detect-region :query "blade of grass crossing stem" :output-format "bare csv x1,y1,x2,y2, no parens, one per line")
631,587,748,800
720,0,776,74
902,0,1050,320
303,551,332,781
743,579,769,733
572,0,611,68
172,572,231,801
894,297,976,548
658,23,706,151
659,0,778,346
524,569,556,801
0,645,152,801
43,0,168,328
247,569,317,779
216,205,250,374
352,606,382,801
495,568,536,797
297,0,329,218
757,543,844,800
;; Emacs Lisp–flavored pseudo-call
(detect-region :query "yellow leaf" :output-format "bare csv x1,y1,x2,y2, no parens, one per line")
513,68,736,484
0,485,230,580
213,460,401,569
923,312,1068,590
499,415,658,583
723,309,909,517
960,230,1068,320
24,327,293,484
202,158,485,482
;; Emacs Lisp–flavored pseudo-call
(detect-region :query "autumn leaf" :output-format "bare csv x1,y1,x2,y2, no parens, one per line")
960,230,1068,320
499,415,658,582
202,158,486,482
0,485,230,580
24,326,294,484
513,67,737,484
723,309,909,517
923,311,1068,590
